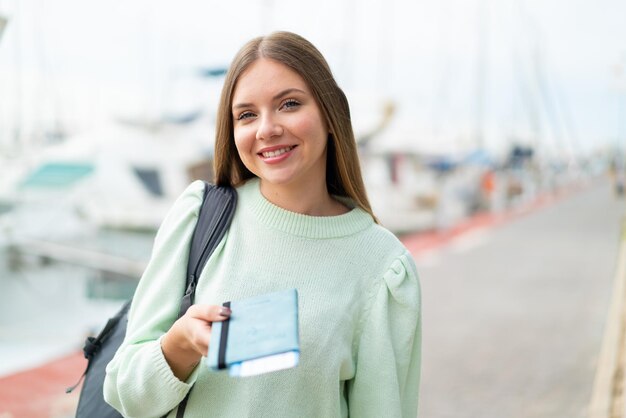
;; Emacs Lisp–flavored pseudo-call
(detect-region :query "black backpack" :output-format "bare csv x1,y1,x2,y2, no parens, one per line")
67,182,237,418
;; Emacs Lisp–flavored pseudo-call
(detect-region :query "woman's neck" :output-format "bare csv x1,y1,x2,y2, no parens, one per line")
259,179,348,216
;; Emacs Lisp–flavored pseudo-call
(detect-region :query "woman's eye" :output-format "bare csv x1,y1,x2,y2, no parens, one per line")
237,111,255,120
281,99,300,110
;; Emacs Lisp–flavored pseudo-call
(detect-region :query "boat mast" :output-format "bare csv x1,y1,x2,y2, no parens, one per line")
474,0,489,151
0,5,8,153
13,0,21,153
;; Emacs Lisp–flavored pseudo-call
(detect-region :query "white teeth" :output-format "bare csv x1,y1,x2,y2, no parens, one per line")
261,146,294,158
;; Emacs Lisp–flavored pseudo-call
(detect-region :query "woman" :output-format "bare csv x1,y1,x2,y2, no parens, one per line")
104,31,421,418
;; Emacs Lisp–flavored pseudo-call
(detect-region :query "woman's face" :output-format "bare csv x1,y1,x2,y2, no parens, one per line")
231,58,328,193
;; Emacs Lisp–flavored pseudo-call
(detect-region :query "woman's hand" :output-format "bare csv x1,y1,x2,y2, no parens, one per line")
161,304,232,381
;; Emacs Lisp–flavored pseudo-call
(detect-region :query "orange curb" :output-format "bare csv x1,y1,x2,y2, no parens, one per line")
400,181,589,257
0,351,85,418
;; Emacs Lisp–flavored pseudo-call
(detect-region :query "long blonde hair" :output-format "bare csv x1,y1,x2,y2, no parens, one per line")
214,31,376,221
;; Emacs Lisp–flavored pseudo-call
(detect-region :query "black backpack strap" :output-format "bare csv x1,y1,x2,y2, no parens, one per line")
170,183,237,418
176,393,192,418
178,182,237,318
71,182,237,418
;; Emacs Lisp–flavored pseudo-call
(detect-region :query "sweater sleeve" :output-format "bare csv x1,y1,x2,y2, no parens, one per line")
347,251,422,418
103,180,206,418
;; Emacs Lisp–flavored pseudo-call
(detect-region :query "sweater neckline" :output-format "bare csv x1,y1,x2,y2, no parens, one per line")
238,178,374,239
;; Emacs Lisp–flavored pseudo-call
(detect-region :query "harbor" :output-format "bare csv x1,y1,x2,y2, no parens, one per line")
1,0,626,417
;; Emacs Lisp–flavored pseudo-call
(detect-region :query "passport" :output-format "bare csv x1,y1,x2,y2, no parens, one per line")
205,288,300,377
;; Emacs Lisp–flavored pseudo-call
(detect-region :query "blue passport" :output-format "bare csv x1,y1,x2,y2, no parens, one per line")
205,288,300,377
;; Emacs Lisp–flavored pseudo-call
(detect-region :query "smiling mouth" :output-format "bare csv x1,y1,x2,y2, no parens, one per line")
259,146,296,158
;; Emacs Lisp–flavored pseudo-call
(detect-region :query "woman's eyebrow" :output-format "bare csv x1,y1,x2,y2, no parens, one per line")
232,88,307,111
232,102,252,111
272,88,306,100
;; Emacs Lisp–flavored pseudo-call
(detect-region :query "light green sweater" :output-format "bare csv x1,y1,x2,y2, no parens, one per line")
104,178,421,418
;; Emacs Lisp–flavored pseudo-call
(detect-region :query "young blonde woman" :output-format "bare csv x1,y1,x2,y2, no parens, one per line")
104,31,421,418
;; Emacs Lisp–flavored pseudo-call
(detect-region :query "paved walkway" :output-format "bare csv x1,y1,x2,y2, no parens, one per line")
414,178,626,418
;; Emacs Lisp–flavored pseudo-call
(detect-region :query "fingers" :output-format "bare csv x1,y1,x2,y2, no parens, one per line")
186,304,232,322
161,303,233,379
182,305,231,357
163,304,231,361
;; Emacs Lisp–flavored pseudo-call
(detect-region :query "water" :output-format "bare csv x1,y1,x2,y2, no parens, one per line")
0,227,155,376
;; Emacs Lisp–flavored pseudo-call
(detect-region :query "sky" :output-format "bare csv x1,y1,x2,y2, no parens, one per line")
0,0,625,158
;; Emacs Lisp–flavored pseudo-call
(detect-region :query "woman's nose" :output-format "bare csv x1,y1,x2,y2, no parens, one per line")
256,114,283,141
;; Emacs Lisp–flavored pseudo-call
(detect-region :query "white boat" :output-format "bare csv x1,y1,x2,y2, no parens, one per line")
358,113,496,233
0,119,215,235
